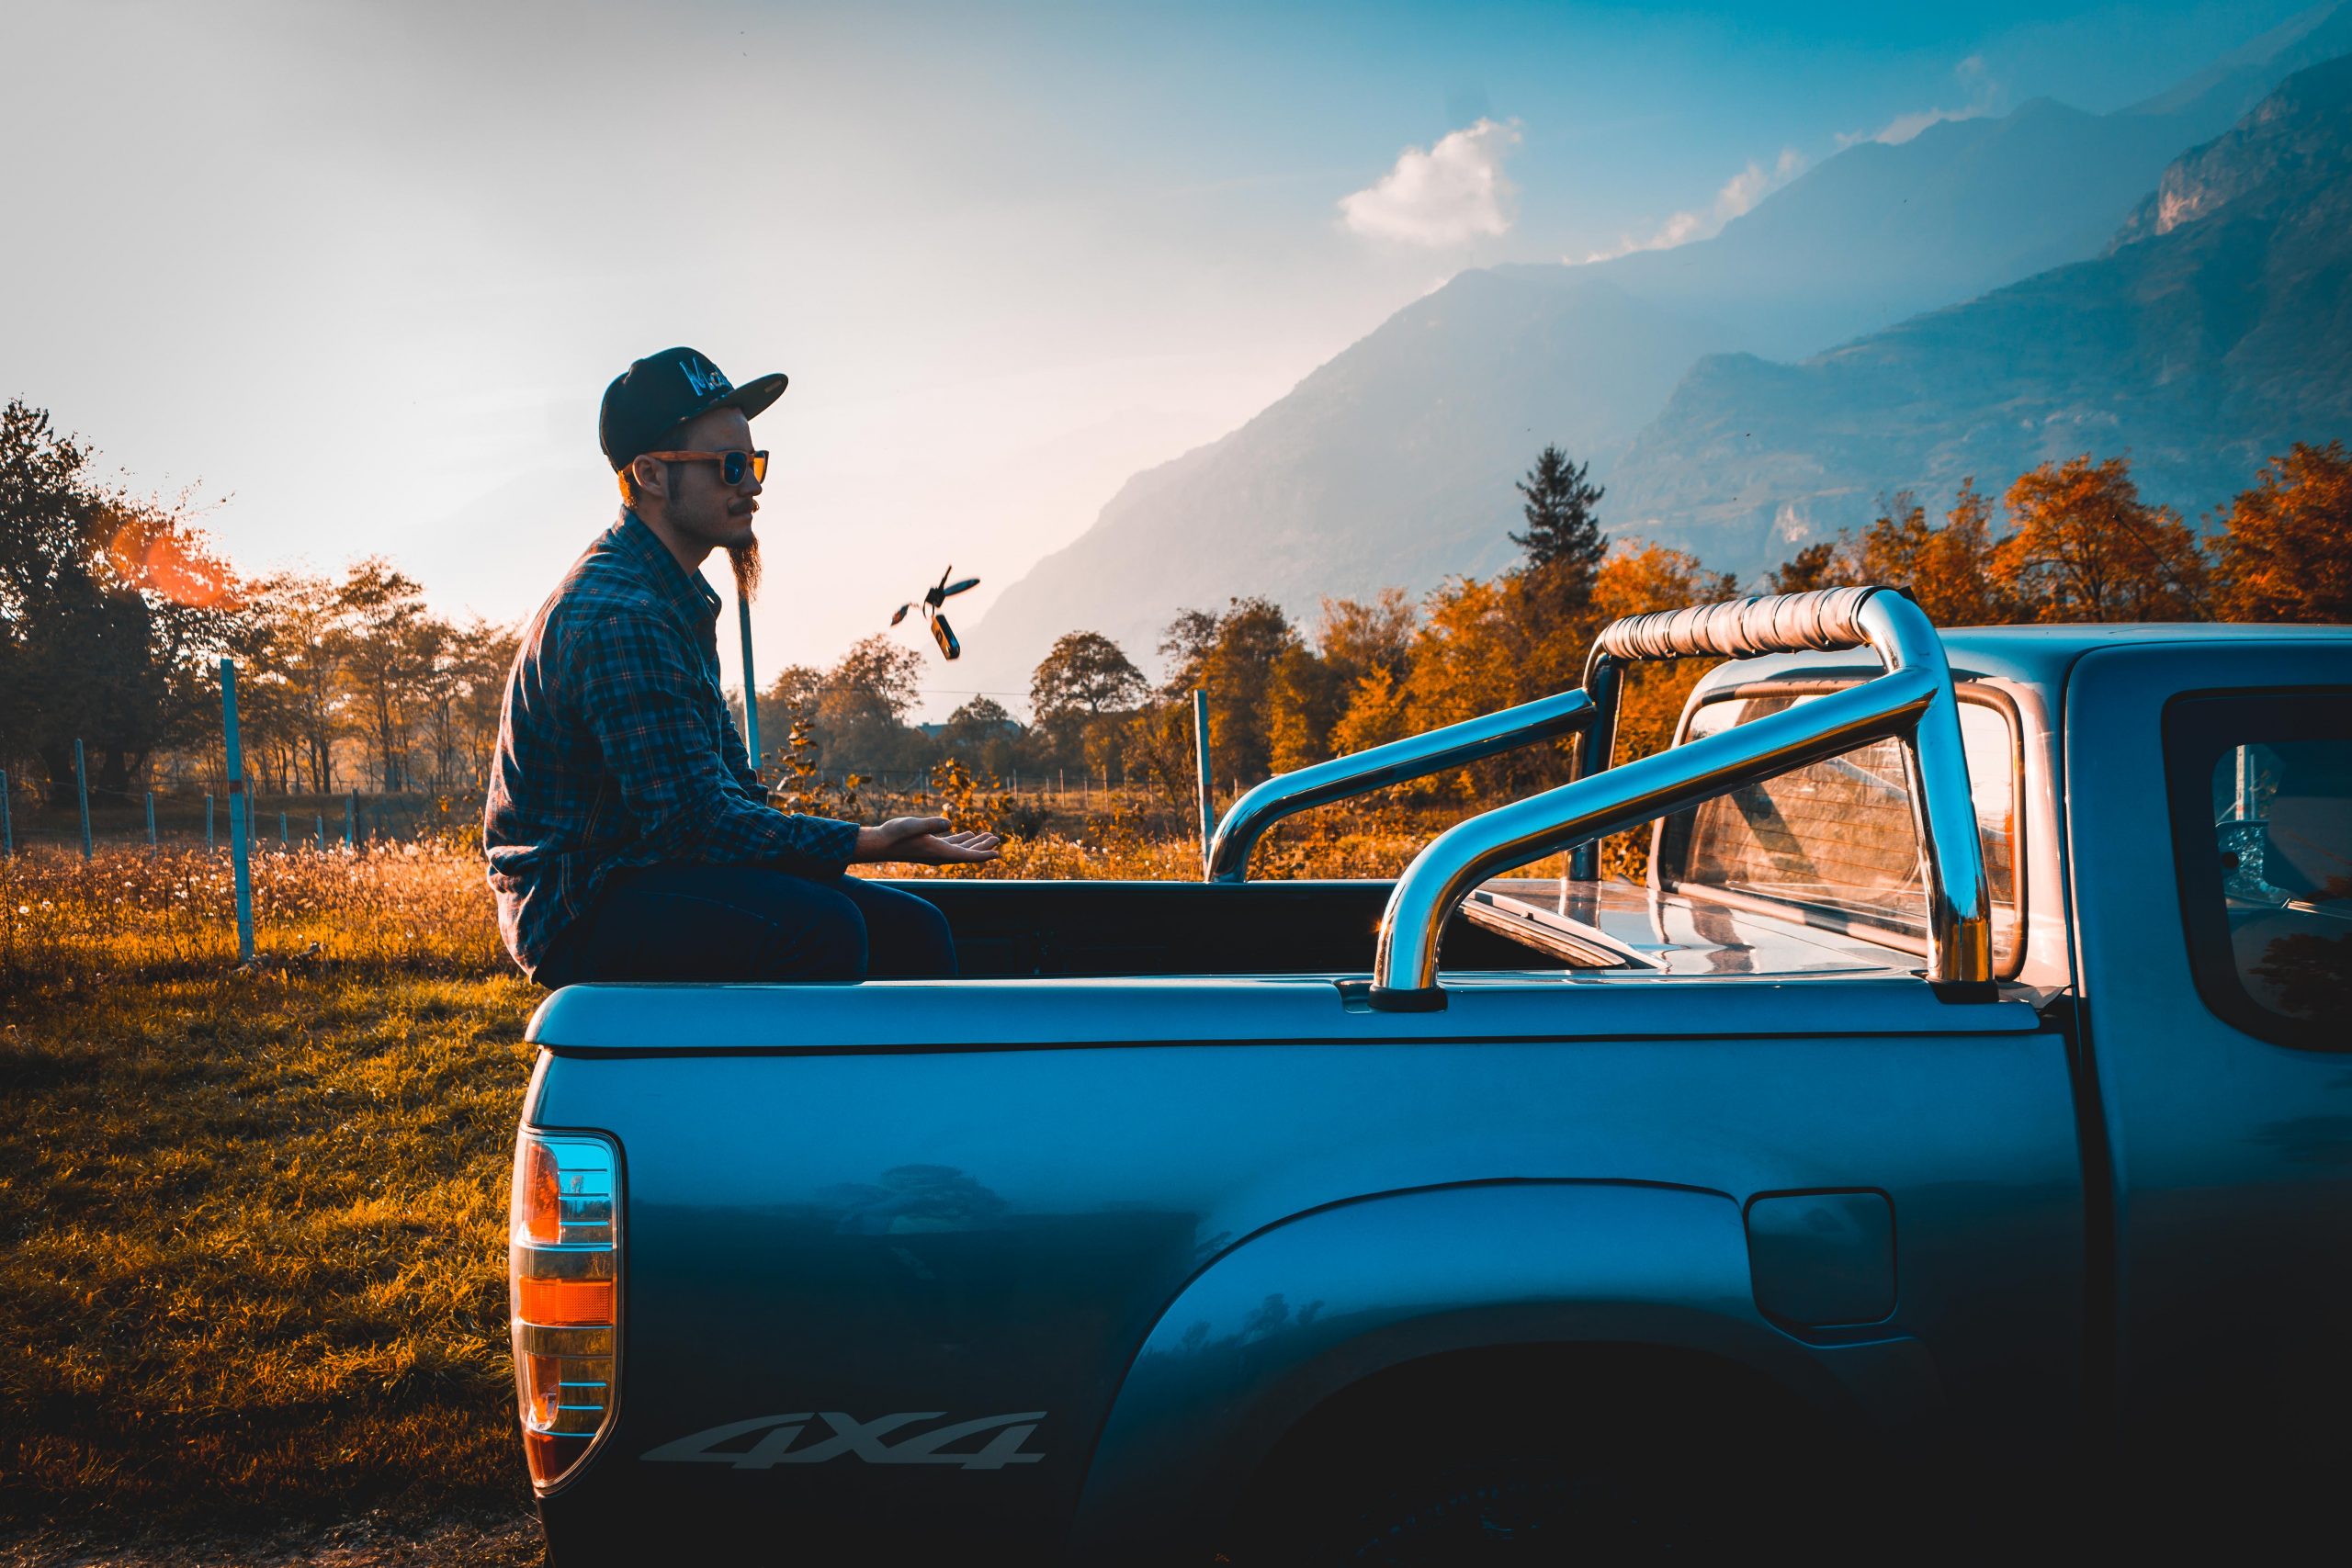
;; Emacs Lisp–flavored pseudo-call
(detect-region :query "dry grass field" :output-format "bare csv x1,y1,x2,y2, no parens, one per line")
0,807,1500,1558
0,841,540,1559
0,808,1467,1561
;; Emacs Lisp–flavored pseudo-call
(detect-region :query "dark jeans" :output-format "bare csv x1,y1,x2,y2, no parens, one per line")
537,863,956,987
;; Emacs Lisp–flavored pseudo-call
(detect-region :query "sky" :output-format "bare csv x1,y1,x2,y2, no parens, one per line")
0,0,2312,715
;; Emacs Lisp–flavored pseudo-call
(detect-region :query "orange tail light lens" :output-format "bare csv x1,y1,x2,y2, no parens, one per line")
509,1129,618,1489
516,1275,616,1326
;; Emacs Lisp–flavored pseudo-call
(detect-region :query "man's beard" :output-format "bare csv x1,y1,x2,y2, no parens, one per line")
728,536,762,603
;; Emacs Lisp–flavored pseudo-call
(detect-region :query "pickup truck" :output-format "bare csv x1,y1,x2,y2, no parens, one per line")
503,587,2352,1562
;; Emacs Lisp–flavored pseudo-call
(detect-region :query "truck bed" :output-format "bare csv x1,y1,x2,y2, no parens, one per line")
868,875,1915,981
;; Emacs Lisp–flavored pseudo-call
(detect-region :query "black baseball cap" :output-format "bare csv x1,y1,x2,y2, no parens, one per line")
599,346,788,472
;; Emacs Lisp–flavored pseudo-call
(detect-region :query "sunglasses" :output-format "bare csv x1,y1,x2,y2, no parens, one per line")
639,449,769,485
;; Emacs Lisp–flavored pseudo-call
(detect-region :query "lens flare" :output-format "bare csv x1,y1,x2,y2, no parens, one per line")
107,518,238,610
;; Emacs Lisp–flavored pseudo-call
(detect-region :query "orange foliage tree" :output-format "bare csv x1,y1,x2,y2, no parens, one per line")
1588,542,1739,764
1855,481,2018,626
1990,456,2209,621
2211,441,2352,624
1264,592,1415,773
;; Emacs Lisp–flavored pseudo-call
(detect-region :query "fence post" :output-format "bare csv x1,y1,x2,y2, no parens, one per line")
206,794,216,854
737,592,762,782
345,792,356,849
1192,688,1213,875
1,769,11,860
146,791,157,851
220,658,254,963
279,810,288,848
74,739,93,862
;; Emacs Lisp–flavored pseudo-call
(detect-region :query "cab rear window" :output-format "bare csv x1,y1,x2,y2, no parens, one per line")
2164,692,2352,1051
1655,692,2022,973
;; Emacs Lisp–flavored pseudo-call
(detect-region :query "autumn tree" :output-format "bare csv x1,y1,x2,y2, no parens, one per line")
1857,481,2017,625
336,558,434,791
1262,646,1335,775
1511,445,1609,614
1764,541,1857,596
1401,575,1543,736
461,619,521,785
220,598,304,795
1183,597,1298,786
756,664,824,721
1991,456,2208,622
1589,542,1738,763
1124,597,1298,807
1393,573,1566,799
2211,441,2352,624
1148,602,1298,789
239,570,349,791
0,400,240,804
1157,608,1221,679
809,635,931,773
1572,542,1739,877
92,491,242,791
1031,629,1148,720
1029,629,1146,771
942,695,1023,778
1263,592,1418,773
417,615,518,792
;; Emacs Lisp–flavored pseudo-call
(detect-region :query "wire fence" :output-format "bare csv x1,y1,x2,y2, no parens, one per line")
0,784,462,855
0,661,1239,966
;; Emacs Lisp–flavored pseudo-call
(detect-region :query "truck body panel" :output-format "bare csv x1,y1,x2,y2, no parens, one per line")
514,620,2352,1559
532,979,2078,1555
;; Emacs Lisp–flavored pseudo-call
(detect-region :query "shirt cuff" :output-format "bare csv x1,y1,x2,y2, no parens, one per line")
785,814,861,876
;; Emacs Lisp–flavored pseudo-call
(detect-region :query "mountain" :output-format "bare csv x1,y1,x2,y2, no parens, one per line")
965,7,2352,694
1607,52,2352,579
968,273,1725,687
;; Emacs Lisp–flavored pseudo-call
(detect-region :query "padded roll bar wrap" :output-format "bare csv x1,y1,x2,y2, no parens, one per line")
1594,585,1883,665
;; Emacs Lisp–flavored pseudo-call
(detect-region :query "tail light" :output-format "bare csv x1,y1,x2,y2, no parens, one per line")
510,1128,619,1488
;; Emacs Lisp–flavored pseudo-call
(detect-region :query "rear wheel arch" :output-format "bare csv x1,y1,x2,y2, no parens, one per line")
1069,1180,1860,1560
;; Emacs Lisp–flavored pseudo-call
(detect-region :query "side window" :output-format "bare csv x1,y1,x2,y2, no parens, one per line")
2164,692,2352,1051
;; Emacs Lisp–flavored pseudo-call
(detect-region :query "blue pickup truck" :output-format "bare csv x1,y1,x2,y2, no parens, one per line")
503,588,2351,1562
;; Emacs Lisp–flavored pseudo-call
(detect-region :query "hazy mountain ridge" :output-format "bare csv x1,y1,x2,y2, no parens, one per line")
1607,51,2352,578
962,273,1725,693
966,8,2350,695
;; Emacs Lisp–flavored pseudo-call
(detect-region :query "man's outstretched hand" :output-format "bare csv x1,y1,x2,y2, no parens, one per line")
852,816,1002,865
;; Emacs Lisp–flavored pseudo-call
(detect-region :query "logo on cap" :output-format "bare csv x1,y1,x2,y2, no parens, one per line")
679,355,734,398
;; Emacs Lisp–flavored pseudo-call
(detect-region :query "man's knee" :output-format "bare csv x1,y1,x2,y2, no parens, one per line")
760,881,869,980
843,883,956,978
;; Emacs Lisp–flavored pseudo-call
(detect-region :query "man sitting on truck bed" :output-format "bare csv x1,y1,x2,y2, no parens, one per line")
482,345,999,988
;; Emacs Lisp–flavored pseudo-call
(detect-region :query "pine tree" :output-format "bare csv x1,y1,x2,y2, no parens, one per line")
1510,445,1607,609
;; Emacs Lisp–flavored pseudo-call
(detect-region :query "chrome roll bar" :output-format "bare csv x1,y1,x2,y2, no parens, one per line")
1370,586,1993,1010
1563,585,1885,878
1204,688,1596,881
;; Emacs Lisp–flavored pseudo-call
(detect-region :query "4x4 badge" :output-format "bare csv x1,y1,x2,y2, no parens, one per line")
643,1411,1046,1471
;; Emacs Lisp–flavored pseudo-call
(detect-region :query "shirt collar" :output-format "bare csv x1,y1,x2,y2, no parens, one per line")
613,509,722,631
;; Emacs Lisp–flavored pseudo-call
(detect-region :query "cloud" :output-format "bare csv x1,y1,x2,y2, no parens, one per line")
1578,147,1804,263
1838,54,2000,147
1340,118,1521,247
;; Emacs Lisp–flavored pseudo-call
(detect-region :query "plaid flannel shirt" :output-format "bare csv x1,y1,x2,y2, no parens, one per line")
482,511,858,979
